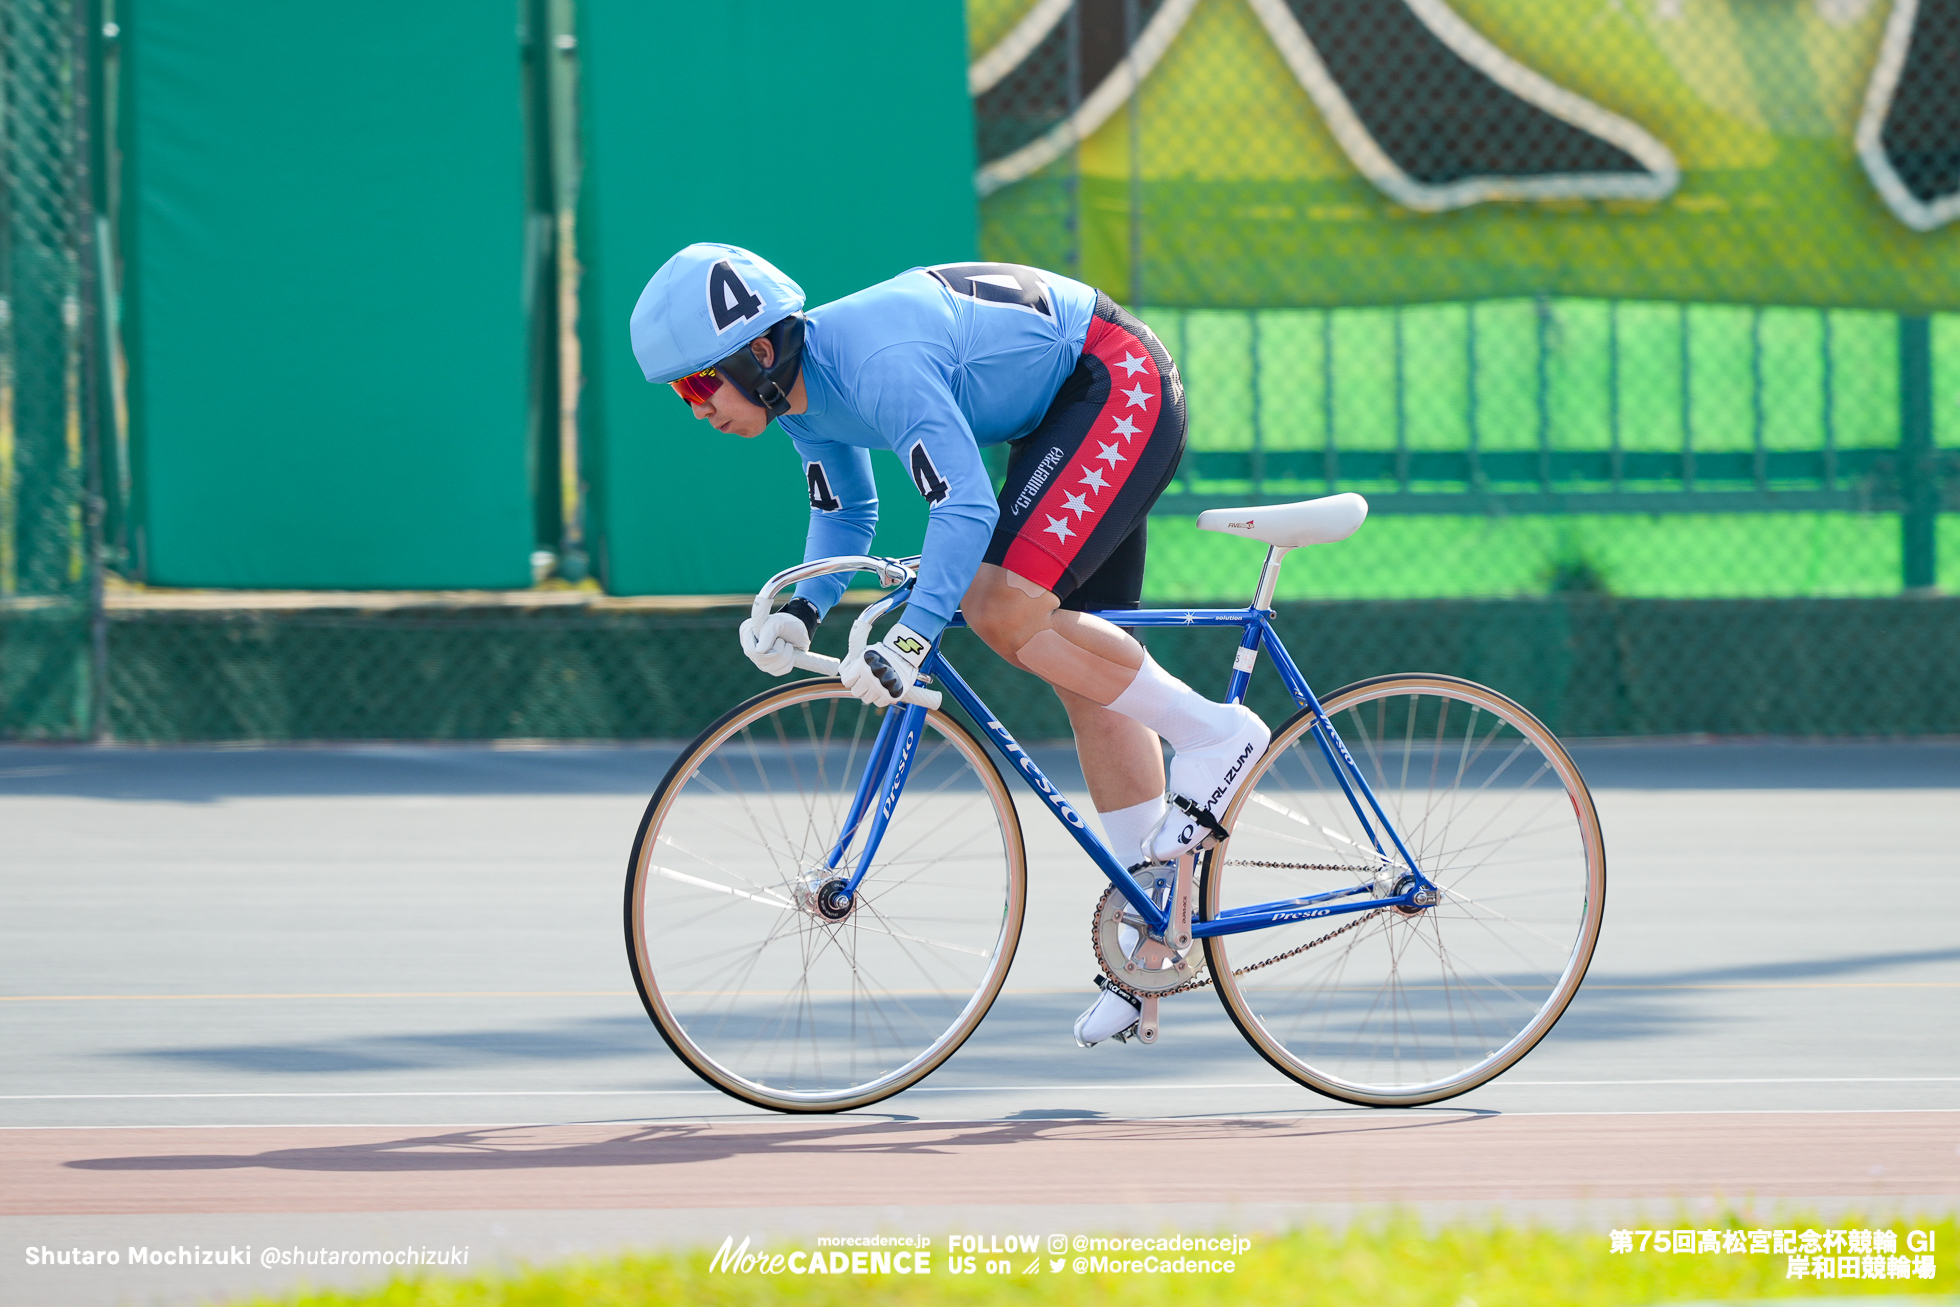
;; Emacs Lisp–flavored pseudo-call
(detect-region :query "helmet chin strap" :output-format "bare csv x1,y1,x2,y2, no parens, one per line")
713,314,807,419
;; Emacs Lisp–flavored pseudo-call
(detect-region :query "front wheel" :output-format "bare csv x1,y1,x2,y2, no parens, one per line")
1202,674,1605,1106
625,680,1027,1112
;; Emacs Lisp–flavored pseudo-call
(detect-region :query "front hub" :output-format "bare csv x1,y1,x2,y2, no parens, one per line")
814,877,856,922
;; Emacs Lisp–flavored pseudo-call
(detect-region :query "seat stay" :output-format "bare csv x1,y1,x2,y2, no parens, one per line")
1261,626,1431,886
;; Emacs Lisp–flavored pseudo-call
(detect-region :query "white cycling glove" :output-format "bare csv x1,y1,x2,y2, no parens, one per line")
739,600,817,677
840,623,932,708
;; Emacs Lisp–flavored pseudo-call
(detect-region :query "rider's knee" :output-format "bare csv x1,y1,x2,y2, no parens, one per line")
961,591,1021,655
961,568,1050,656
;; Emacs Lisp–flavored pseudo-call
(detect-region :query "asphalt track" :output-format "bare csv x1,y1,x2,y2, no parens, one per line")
3,739,1957,1305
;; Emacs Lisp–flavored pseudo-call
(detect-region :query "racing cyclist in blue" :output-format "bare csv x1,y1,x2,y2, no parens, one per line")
631,244,1269,1047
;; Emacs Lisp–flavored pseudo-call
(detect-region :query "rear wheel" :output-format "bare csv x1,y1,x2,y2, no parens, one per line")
626,680,1027,1112
1202,675,1605,1106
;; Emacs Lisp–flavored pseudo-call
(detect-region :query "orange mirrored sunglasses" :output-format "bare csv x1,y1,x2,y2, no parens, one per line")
669,367,722,405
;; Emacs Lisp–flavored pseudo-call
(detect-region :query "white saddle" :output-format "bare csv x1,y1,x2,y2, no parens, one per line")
1194,493,1369,549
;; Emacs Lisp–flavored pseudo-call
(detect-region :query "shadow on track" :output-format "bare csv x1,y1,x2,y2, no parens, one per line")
61,1112,1494,1176
111,944,1960,1078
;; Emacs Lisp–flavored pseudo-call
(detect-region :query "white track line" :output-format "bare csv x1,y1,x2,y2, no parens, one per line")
4,1076,1959,1102
4,980,1955,1001
6,1108,1960,1132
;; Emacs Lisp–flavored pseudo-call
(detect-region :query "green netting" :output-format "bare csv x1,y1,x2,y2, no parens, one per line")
1144,511,1960,600
0,0,94,740
96,598,1960,743
9,0,1960,745
969,0,1960,309
1131,297,1960,598
968,0,1958,598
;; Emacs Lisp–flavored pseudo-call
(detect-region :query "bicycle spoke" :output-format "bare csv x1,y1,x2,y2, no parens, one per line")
1207,678,1603,1105
627,683,1024,1109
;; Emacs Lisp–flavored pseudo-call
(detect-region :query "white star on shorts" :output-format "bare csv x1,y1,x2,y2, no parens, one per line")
1097,442,1126,466
1080,467,1109,492
1042,516,1076,542
1121,383,1153,409
1062,491,1093,518
1115,353,1149,376
1110,414,1140,439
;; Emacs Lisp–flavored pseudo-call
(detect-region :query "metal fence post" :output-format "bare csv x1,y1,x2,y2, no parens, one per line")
1249,309,1264,495
548,0,586,582
76,0,109,739
1065,0,1081,280
1125,0,1142,307
1899,313,1937,594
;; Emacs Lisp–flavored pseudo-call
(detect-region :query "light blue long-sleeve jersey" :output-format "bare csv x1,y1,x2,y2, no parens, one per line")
779,265,1097,641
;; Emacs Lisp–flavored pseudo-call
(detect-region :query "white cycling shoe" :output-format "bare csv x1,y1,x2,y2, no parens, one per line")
1073,984,1142,1047
1145,705,1270,862
1075,921,1143,1047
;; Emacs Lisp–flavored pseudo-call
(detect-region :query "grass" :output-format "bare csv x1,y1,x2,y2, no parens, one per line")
231,1213,1957,1307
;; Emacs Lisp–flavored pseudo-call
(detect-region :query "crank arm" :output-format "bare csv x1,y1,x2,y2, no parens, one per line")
1169,849,1196,949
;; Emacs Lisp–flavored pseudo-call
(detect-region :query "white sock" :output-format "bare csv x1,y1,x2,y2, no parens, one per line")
1098,796,1167,870
1107,657,1242,754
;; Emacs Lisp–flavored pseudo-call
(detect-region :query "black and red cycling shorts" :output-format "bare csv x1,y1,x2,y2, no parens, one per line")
983,292,1187,612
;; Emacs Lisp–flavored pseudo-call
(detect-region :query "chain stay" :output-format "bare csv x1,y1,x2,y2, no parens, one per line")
1094,859,1392,1000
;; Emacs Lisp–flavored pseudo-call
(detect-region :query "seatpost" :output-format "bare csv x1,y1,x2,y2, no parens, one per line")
1251,545,1292,610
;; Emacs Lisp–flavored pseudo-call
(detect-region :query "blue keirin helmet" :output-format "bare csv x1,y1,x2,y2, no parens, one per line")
631,243,808,417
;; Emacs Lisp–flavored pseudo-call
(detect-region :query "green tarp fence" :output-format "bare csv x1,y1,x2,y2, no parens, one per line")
575,0,975,597
116,0,537,589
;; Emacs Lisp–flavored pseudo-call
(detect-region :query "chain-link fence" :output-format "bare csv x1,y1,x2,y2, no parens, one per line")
5,0,1959,744
1134,298,1960,599
92,596,1960,742
0,0,101,740
970,0,1960,305
971,0,1960,600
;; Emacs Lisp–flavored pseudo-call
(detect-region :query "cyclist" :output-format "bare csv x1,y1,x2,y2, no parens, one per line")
631,244,1268,1047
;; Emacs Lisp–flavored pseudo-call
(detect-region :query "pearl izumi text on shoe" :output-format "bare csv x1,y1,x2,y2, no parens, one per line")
1146,704,1270,862
1073,984,1142,1047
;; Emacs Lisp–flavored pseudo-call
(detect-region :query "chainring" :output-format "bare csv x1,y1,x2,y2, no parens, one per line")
1091,879,1206,996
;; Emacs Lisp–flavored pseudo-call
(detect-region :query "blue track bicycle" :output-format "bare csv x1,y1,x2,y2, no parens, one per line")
626,494,1606,1113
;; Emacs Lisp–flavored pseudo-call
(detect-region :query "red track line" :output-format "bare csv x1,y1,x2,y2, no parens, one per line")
5,1112,1955,1217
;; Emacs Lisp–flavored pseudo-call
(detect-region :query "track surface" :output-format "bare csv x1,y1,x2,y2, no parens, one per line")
4,740,1958,1304
7,1113,1956,1213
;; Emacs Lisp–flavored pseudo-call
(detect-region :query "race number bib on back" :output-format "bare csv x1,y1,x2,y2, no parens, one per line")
923,263,1053,320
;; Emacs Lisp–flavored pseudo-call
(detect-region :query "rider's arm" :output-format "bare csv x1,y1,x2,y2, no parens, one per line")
857,347,998,643
789,437,878,622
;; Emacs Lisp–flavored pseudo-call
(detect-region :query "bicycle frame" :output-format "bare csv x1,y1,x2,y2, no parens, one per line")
824,586,1439,941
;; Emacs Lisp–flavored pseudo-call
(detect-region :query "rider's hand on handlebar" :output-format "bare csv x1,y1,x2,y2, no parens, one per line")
739,600,817,677
841,623,931,708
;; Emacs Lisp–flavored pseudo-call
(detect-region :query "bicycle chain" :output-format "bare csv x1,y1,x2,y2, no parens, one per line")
1093,859,1392,1000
